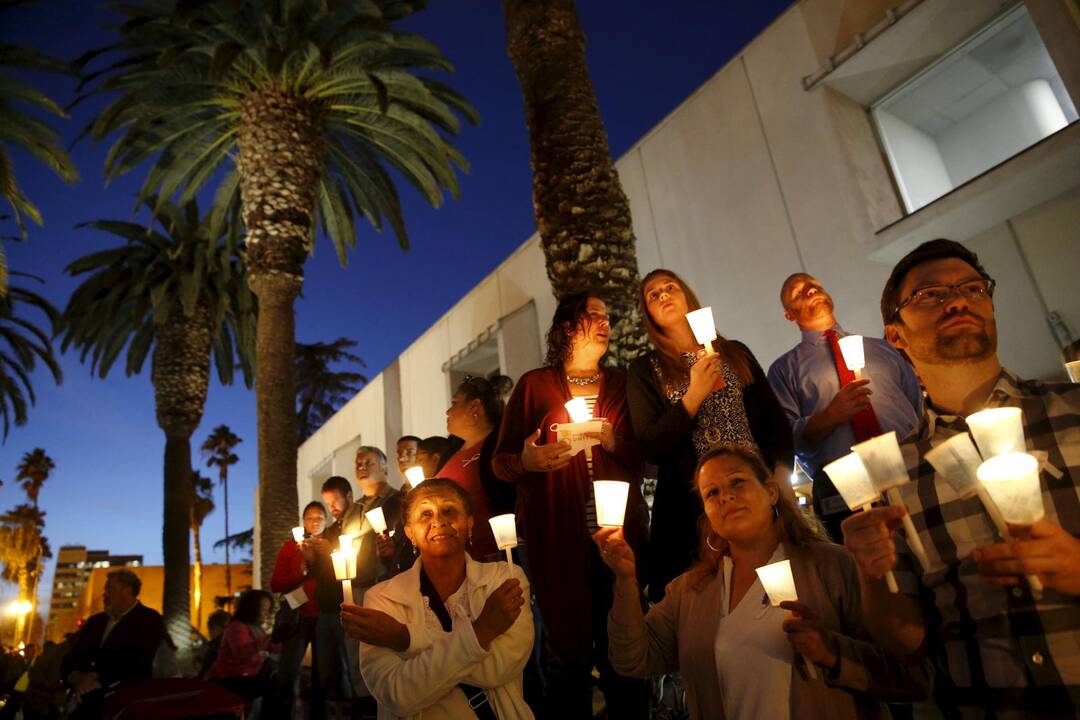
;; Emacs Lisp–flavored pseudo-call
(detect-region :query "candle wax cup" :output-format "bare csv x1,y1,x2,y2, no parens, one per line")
556,419,603,456
966,407,1025,458
291,527,304,543
594,480,630,527
405,466,425,487
685,307,717,345
365,507,387,535
1066,361,1080,383
925,434,983,498
488,514,518,550
837,335,866,371
755,560,798,606
852,431,909,493
823,452,878,510
564,397,592,424
977,452,1045,525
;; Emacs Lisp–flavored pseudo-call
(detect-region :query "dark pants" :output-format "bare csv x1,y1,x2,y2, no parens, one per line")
812,472,855,543
539,544,649,719
277,613,351,720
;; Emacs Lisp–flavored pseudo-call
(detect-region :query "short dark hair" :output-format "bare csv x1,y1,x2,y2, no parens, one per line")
207,610,231,631
418,435,452,459
402,478,474,522
544,291,602,367
321,475,352,498
107,569,142,596
233,589,273,625
881,239,990,325
397,435,421,445
454,375,513,427
302,500,326,517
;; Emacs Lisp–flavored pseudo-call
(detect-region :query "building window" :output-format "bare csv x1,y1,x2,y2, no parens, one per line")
873,4,1077,213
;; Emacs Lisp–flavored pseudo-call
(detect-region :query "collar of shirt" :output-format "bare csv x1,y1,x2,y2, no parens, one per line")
107,600,139,624
799,323,845,346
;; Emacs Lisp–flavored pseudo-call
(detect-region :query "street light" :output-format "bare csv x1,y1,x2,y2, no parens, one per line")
6,599,32,646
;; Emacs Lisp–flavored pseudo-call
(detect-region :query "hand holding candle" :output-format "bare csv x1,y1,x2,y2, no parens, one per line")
558,398,603,458
594,481,630,528
292,526,305,546
976,452,1045,597
756,559,818,680
824,452,899,593
488,514,518,567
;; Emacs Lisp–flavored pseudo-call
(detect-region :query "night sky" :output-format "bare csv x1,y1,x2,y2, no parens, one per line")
0,0,794,607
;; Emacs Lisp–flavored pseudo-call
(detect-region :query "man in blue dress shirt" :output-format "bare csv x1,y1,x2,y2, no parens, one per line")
767,272,922,541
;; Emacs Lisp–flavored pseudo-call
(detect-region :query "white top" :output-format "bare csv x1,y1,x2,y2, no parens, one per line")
715,546,793,720
417,581,476,719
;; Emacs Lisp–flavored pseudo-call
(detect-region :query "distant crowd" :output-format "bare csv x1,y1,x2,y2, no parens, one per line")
14,239,1079,720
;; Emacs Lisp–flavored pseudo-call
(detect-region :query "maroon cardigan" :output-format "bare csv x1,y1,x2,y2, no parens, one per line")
493,366,649,661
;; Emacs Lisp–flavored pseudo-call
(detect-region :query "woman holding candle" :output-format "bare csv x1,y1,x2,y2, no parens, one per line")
596,445,929,720
355,478,534,719
629,269,794,600
493,291,650,718
439,374,516,561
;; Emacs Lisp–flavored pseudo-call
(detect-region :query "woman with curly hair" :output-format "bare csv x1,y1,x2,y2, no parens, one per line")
628,268,794,601
493,291,649,718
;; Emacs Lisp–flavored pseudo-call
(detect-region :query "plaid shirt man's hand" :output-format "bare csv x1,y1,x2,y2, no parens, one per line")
973,519,1080,596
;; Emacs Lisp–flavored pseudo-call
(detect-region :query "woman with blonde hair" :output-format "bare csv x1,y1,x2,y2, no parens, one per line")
628,268,794,599
595,445,929,719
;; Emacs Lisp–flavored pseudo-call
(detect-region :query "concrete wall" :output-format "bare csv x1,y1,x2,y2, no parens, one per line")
294,0,1080,511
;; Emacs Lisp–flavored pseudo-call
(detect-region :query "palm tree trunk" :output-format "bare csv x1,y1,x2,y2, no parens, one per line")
238,87,323,584
220,466,231,597
503,0,648,365
191,513,203,633
153,304,212,649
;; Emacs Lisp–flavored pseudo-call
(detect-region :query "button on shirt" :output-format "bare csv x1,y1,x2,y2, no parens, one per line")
767,326,923,481
892,369,1080,718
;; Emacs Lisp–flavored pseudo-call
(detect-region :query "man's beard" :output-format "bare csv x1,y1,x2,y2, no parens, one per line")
800,295,833,324
910,314,997,365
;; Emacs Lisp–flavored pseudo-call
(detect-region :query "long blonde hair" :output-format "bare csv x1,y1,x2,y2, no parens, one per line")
638,269,752,389
685,444,826,591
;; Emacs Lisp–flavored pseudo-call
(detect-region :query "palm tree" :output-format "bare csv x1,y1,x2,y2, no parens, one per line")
0,0,79,292
60,199,255,648
0,503,50,610
296,338,367,442
503,0,648,364
15,447,53,507
0,276,62,439
189,470,215,630
78,0,477,582
201,424,241,597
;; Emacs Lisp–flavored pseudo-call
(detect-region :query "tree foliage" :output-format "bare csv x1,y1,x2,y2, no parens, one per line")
0,276,61,439
296,337,367,441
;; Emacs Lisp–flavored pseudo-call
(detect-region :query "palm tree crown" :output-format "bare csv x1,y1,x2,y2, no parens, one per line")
15,447,53,506
295,337,367,442
0,278,62,439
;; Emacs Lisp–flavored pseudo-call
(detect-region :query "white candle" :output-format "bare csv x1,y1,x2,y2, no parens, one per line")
593,481,630,528
1066,360,1080,383
837,335,866,379
405,466,425,487
755,560,817,680
365,507,387,535
977,453,1045,525
331,549,355,605
822,452,899,593
488,513,518,567
852,432,930,572
564,397,593,424
685,307,717,355
966,407,1024,458
292,526,304,545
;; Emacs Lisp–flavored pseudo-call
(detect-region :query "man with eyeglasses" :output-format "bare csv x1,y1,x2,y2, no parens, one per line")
768,272,922,541
842,239,1080,718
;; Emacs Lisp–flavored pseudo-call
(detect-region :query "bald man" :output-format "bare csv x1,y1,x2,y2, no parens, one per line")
767,272,922,541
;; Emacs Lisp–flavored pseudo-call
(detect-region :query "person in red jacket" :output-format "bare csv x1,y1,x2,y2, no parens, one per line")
271,500,351,719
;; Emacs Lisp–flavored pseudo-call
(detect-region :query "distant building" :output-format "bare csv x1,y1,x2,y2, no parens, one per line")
47,561,252,642
46,546,142,641
256,0,1080,582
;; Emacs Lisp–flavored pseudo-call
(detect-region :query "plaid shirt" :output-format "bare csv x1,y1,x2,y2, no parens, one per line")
893,369,1080,718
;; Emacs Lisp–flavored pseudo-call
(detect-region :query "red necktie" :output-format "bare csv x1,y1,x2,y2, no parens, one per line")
824,329,883,442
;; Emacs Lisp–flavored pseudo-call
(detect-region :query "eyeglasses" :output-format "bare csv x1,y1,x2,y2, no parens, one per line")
893,278,995,317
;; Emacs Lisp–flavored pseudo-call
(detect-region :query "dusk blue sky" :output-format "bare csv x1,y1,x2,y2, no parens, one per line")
0,0,793,608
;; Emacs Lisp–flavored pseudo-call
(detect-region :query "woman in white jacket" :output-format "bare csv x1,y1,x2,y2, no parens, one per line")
344,477,535,719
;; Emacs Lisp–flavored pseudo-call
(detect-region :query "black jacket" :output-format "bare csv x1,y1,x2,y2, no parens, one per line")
62,602,164,690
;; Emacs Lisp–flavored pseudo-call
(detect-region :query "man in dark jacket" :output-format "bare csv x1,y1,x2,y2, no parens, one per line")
62,569,164,719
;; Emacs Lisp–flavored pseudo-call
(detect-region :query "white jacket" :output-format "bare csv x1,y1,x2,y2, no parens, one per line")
359,556,535,720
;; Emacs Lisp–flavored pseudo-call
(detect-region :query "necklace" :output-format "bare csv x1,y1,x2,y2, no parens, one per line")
566,371,601,386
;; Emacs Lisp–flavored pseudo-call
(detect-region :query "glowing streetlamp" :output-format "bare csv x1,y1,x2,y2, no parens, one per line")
404,466,425,488
837,335,866,379
488,514,518,567
6,600,32,646
966,407,1025,458
755,560,817,679
331,534,358,605
823,452,898,593
593,481,630,528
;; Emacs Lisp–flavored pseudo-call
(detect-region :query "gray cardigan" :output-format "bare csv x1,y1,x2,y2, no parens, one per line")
608,541,930,720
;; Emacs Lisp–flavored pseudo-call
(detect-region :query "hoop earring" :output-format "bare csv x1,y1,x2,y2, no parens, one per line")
772,503,780,521
706,533,722,553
